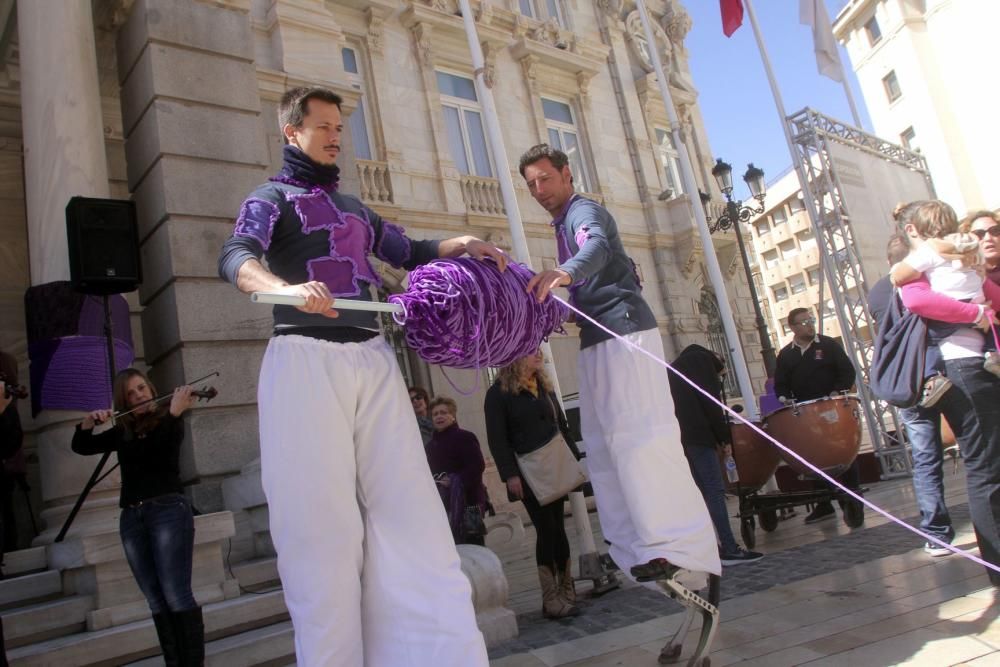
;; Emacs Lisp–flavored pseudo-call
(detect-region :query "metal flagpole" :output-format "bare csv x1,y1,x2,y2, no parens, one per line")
635,0,760,420
457,0,618,593
842,78,863,129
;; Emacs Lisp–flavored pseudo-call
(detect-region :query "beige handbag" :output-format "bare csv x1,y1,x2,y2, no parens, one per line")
515,428,587,506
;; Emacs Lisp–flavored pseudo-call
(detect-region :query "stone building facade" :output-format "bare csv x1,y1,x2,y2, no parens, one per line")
1,0,765,550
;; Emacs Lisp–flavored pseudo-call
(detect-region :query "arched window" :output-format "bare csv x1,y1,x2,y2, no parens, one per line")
698,287,739,397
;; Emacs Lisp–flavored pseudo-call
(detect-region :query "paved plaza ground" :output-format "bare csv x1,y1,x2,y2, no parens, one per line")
488,467,999,666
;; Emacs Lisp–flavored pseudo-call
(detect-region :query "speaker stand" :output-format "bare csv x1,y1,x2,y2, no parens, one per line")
55,295,120,543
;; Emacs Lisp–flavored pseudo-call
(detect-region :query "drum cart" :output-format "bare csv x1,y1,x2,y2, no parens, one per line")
730,482,866,550
722,395,868,549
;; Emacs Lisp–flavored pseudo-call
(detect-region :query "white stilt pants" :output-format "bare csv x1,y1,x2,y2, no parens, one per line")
579,329,721,578
258,335,488,667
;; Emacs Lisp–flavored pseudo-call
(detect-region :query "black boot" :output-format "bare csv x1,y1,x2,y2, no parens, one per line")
172,607,205,666
152,613,179,667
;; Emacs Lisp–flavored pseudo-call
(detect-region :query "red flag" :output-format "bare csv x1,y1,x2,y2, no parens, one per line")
721,0,744,37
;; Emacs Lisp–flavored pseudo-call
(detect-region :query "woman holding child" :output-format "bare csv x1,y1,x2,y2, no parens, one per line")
892,200,1000,585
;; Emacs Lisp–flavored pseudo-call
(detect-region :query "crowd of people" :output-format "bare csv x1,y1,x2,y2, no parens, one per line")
4,80,998,665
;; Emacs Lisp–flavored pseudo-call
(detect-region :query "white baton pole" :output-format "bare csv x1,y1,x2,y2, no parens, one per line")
251,292,404,315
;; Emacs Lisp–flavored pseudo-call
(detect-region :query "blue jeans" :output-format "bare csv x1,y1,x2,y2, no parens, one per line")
119,493,197,614
898,400,955,543
940,357,1000,584
683,443,740,554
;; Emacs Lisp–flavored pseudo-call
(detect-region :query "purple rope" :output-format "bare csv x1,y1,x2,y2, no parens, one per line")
388,258,568,370
552,293,1000,575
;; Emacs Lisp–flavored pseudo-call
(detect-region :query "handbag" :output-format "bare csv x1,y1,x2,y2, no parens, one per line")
870,287,927,407
515,393,587,505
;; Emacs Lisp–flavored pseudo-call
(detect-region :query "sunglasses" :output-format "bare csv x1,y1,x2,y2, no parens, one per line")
793,318,816,326
971,227,1000,240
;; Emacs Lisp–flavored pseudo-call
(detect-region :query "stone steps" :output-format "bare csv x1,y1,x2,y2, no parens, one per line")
4,595,93,649
229,556,279,590
2,547,47,577
8,589,289,666
0,570,62,609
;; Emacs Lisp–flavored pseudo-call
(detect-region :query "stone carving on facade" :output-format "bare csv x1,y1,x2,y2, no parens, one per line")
595,0,624,18
477,0,496,27
624,10,671,74
416,0,454,13
412,23,436,67
680,246,701,278
676,102,694,143
530,17,565,48
513,12,529,39
577,71,594,104
726,253,741,278
481,42,498,89
663,0,693,53
366,8,386,55
521,55,539,94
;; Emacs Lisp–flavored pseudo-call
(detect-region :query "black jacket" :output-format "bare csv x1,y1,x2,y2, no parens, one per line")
668,345,730,448
774,335,855,401
483,382,579,482
72,413,185,508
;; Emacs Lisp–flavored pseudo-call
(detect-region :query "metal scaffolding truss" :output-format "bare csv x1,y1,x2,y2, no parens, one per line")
786,108,933,479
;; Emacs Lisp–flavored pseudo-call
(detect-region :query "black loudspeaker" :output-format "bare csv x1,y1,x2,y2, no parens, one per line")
66,196,142,295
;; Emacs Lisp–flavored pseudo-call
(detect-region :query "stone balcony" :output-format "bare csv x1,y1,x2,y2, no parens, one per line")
356,159,394,205
461,175,506,217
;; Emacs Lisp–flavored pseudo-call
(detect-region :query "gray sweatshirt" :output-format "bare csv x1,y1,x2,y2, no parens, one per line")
553,195,657,349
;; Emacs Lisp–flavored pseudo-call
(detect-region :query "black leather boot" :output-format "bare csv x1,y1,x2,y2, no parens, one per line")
152,613,179,667
172,607,205,666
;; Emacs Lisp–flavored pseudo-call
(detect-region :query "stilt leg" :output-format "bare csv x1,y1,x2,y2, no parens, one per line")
651,571,721,667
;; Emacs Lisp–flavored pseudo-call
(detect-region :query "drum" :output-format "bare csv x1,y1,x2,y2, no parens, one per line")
717,421,781,493
763,395,862,477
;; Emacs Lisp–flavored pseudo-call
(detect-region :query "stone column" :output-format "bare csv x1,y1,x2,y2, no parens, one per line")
116,0,271,512
18,0,109,284
17,0,123,543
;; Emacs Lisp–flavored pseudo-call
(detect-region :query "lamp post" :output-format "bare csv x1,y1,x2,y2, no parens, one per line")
702,158,777,377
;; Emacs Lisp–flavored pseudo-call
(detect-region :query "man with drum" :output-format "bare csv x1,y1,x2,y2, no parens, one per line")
774,307,860,524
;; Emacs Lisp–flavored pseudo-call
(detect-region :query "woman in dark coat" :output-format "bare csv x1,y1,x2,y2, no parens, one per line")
425,396,489,546
72,369,203,666
484,349,581,619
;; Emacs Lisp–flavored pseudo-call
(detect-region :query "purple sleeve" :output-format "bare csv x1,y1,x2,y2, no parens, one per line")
367,206,440,270
218,191,283,285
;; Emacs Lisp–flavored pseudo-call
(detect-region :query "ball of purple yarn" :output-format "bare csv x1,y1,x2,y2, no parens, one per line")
388,258,569,369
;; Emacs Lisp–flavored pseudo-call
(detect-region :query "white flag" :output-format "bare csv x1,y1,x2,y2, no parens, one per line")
800,0,845,82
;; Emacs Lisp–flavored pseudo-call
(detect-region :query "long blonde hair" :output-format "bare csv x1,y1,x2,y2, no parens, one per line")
496,355,554,395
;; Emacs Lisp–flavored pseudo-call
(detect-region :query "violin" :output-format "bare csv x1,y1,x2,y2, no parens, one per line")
0,372,27,401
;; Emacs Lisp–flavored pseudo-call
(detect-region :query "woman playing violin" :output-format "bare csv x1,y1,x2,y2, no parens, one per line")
72,368,204,666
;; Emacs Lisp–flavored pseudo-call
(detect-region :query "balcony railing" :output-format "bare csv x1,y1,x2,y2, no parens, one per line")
460,175,505,216
357,159,394,205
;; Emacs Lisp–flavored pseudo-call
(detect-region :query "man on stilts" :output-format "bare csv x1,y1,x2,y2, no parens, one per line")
219,86,504,666
520,144,722,664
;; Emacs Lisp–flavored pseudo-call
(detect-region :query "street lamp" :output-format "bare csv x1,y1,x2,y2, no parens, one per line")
701,159,777,377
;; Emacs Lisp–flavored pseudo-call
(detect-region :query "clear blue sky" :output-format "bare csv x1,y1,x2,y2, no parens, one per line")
684,0,871,198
